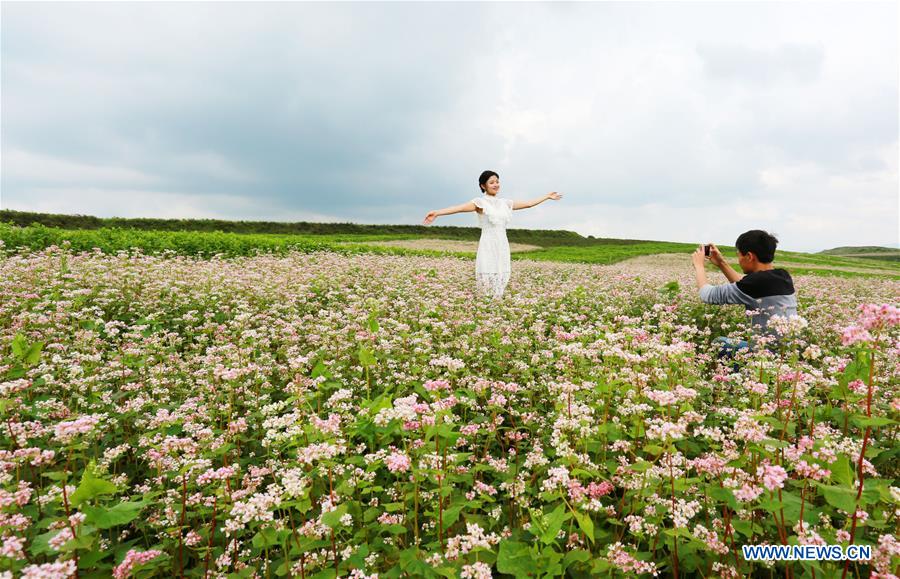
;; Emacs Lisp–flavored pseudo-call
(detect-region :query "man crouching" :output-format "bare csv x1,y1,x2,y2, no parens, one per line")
692,230,798,353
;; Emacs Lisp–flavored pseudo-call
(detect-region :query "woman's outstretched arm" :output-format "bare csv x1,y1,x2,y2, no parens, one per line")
423,201,478,225
512,192,563,210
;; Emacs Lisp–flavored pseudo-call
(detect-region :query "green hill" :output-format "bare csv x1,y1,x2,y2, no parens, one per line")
0,208,635,248
819,246,900,263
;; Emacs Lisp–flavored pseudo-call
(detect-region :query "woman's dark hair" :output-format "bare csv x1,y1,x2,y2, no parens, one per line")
735,230,779,263
478,170,499,193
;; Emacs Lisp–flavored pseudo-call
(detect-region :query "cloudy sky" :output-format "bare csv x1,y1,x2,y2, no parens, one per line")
2,1,897,251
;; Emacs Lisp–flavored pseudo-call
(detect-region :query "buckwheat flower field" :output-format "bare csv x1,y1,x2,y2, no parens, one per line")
1,246,898,578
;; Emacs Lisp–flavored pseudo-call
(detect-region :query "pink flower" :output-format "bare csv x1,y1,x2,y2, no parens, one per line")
733,483,763,502
873,534,900,575
311,413,341,435
606,542,659,576
53,415,101,444
113,549,164,579
841,325,873,346
197,465,238,486
1,534,25,560
228,418,248,434
21,560,78,579
758,464,788,491
587,481,614,499
423,379,451,392
48,528,74,551
474,480,497,496
793,461,830,481
568,480,586,502
460,561,492,579
460,424,480,436
858,304,900,331
848,379,867,394
385,451,411,473
746,381,768,395
184,530,203,546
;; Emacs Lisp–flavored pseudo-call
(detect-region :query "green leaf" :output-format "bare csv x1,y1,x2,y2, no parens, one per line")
574,512,594,544
709,486,739,510
310,361,328,379
70,465,118,506
358,347,376,367
59,533,94,552
319,504,348,529
24,342,43,365
631,460,652,472
42,470,68,482
79,548,110,567
442,503,464,532
11,333,27,358
851,415,896,428
252,527,280,549
83,499,146,529
563,549,591,570
30,529,57,556
497,540,534,578
820,485,857,512
398,548,436,576
831,456,854,487
541,504,569,544
386,524,407,535
731,519,753,537
537,549,563,578
3,365,25,380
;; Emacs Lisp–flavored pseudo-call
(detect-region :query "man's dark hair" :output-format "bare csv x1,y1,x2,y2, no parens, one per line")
735,230,778,263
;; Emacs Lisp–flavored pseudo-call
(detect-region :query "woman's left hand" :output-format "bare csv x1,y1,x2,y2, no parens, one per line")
546,192,563,200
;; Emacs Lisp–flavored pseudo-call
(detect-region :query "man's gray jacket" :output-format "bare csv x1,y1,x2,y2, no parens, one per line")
699,268,797,334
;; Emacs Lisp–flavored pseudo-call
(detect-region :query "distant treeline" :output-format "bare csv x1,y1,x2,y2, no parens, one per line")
0,209,650,247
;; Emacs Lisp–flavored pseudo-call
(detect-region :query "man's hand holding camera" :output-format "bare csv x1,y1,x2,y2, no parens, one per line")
693,243,742,286
707,244,727,268
692,245,708,270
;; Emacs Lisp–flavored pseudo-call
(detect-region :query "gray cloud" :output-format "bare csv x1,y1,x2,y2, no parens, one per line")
2,2,897,251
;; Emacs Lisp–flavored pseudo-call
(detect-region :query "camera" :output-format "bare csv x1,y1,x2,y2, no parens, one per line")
703,244,711,257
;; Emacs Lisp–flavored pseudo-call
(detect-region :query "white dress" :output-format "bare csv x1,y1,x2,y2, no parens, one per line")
471,195,514,298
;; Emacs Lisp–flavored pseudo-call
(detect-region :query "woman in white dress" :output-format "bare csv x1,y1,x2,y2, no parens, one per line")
423,170,563,298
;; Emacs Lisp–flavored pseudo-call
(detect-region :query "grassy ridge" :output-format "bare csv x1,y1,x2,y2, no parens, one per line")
514,243,697,264
818,246,900,263
0,223,453,260
820,245,898,254
1,209,594,247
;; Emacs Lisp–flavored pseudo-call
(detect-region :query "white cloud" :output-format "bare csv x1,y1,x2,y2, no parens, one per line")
697,43,824,85
171,152,258,183
2,149,158,186
1,2,896,251
4,187,341,223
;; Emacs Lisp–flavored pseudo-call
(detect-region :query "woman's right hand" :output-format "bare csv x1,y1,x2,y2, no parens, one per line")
423,211,438,225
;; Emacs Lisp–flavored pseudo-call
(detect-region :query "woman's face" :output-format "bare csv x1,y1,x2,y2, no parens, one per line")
482,175,500,196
